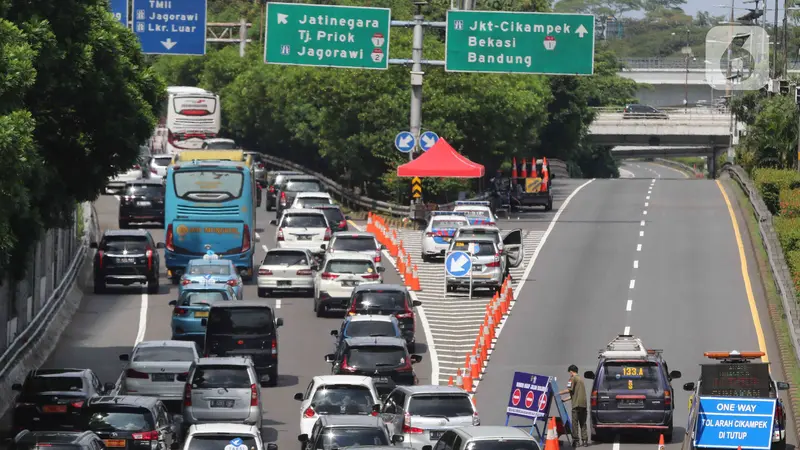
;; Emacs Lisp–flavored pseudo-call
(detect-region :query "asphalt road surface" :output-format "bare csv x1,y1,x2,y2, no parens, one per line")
37,192,432,450
475,175,798,450
620,161,692,180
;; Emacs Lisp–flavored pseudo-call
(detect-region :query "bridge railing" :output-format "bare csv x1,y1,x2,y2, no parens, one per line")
619,57,800,71
590,107,731,123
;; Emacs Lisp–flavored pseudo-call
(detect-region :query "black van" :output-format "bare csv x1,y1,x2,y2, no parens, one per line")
202,300,284,387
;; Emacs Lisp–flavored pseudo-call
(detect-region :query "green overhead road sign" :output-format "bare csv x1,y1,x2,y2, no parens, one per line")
264,2,391,70
445,11,595,75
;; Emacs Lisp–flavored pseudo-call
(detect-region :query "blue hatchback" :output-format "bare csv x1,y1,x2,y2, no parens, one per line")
169,284,237,344
179,252,243,299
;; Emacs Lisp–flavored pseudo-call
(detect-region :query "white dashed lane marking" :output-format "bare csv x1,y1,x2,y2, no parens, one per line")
625,179,656,335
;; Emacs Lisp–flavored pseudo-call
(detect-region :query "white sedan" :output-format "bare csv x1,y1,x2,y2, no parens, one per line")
293,375,381,438
257,248,316,297
119,340,198,401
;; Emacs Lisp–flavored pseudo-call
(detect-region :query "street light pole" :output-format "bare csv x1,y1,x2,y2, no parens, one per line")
684,29,690,113
408,1,425,163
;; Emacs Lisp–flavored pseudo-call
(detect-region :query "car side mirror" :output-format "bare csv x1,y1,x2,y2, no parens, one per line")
168,300,177,306
372,404,381,413
89,242,98,249
156,242,166,249
410,354,422,364
276,318,284,327
298,435,308,443
550,172,556,179
320,244,326,250
683,382,695,392
669,370,682,380
104,382,116,393
778,381,790,390
330,330,338,337
423,445,433,450
583,371,595,380
267,444,278,450
345,215,352,220
201,318,208,326
294,392,304,401
119,354,130,362
381,244,387,250
170,443,179,450
391,435,404,444
412,300,422,307
11,383,22,391
376,266,385,273
325,354,335,363
269,220,277,226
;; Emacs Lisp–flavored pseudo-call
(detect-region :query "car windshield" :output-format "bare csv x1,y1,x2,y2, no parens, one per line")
466,440,539,450
283,214,327,228
187,435,259,450
451,240,495,256
345,346,406,368
286,181,322,192
23,376,83,394
407,394,474,417
191,365,251,389
180,291,228,305
133,346,195,362
311,385,375,415
346,320,397,338
102,236,149,252
352,291,406,313
125,184,163,196
432,219,468,229
327,260,374,274
202,140,237,149
297,197,331,206
321,208,345,224
189,264,231,276
332,237,376,252
458,230,500,242
263,251,309,266
15,445,80,450
173,170,244,200
318,427,389,450
153,157,172,167
601,361,662,391
85,407,153,432
207,307,274,335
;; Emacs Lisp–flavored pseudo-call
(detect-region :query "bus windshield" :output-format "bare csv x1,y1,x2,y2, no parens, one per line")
173,170,244,200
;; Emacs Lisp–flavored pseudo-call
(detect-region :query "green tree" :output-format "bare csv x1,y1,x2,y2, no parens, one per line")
738,94,799,170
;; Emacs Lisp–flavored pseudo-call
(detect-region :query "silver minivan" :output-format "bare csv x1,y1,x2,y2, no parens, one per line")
381,386,479,450
182,356,263,431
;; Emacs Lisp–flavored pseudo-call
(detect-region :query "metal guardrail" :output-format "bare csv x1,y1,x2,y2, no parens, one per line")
591,106,730,116
619,57,800,71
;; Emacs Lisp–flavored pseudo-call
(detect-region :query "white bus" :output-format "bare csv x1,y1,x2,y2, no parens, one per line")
154,86,221,154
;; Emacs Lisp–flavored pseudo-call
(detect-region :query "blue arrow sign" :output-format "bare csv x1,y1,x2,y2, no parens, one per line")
394,131,415,153
694,396,776,450
110,0,129,26
132,0,207,55
445,251,472,277
419,131,439,151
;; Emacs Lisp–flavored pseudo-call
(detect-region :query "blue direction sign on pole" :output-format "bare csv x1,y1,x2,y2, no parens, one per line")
110,0,129,26
507,371,551,419
419,131,439,151
445,251,471,277
394,131,416,153
694,396,776,450
132,0,207,55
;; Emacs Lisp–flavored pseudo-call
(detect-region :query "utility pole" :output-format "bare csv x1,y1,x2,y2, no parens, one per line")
774,0,780,77
409,2,425,163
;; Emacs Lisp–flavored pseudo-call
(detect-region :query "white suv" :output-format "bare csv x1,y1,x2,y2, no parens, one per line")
294,375,381,438
271,208,331,255
181,423,275,450
324,232,384,268
291,192,334,209
314,254,384,316
421,212,470,262
148,155,173,179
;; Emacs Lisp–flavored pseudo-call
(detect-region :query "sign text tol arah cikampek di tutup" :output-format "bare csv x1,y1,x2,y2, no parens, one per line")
264,2,391,69
445,11,594,75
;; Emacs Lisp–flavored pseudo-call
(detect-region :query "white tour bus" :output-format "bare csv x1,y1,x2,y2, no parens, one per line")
155,86,221,154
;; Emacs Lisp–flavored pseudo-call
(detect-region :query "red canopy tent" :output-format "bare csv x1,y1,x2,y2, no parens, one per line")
396,138,485,178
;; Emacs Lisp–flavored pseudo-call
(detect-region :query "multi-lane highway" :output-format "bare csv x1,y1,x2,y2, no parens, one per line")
39,193,432,450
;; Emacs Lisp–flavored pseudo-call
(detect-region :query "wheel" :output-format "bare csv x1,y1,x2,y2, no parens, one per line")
446,284,454,293
147,277,159,294
266,369,279,387
772,439,786,450
421,254,429,263
407,342,416,353
118,220,129,229
258,288,270,298
544,198,553,212
663,429,673,444
94,277,106,294
170,276,179,285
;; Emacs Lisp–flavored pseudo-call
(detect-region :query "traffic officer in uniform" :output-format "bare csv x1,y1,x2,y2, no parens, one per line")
559,364,589,447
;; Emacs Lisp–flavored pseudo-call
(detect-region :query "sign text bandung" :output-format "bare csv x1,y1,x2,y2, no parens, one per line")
264,3,391,70
694,396,776,450
445,11,594,75
507,371,551,419
132,0,208,55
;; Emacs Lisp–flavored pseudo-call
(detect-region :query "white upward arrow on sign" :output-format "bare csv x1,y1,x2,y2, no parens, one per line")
277,13,288,24
575,24,588,38
161,38,177,50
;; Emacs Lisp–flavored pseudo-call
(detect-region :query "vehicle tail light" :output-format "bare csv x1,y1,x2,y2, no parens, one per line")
397,354,413,373
173,307,188,316
591,390,598,407
396,297,416,321
280,191,287,206
145,248,153,271
181,279,192,286
98,250,104,269
257,163,264,169
338,220,347,229
486,254,501,268
269,186,275,193
277,228,285,241
321,272,339,280
426,232,434,237
71,401,84,408
250,384,259,406
340,356,356,373
132,164,140,170
297,269,312,276
227,279,239,287
373,255,381,263
259,268,273,276
303,407,316,418
242,225,251,252
150,167,157,174
403,413,424,433
324,228,332,241
126,368,149,379
472,412,480,426
271,338,277,355
664,390,671,406
131,431,158,441
183,382,192,406
176,372,189,382
775,403,783,421
166,224,174,251
362,273,380,280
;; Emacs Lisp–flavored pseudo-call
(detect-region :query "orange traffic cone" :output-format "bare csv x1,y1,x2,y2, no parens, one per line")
448,376,454,386
511,157,518,181
544,417,559,450
657,435,665,450
521,158,528,178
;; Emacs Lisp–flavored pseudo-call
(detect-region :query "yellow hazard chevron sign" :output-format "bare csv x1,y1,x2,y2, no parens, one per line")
412,177,422,199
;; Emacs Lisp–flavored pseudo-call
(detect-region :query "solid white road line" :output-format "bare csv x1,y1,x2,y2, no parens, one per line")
136,291,148,345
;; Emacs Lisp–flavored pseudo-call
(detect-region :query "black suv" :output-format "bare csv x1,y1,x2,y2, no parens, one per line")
325,336,421,396
314,204,350,233
10,430,106,450
346,284,422,351
118,179,165,228
622,104,668,119
583,335,681,442
91,230,165,294
203,300,285,386
275,175,325,217
265,171,301,211
10,368,115,434
80,396,180,450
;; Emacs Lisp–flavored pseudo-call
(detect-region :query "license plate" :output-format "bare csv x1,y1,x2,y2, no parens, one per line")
194,311,209,318
117,257,135,264
136,201,151,207
619,399,644,408
151,373,174,382
42,405,66,413
210,399,235,408
277,280,291,286
103,440,126,448
372,376,390,384
473,265,483,271
342,280,358,287
430,431,444,441
297,235,312,240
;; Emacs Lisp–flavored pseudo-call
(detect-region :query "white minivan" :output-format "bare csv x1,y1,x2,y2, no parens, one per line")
271,208,331,255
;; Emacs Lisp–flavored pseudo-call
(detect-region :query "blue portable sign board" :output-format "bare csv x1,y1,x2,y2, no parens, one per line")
132,0,207,55
419,131,439,151
110,0,128,25
394,131,415,153
505,371,574,449
445,251,471,277
694,396,776,449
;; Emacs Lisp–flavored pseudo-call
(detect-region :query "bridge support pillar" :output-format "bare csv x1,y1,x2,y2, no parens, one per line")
708,148,719,179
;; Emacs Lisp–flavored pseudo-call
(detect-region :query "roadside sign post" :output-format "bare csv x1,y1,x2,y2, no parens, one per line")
444,251,472,297
110,0,128,26
506,371,573,448
395,131,416,153
694,397,777,449
419,131,439,151
132,0,208,55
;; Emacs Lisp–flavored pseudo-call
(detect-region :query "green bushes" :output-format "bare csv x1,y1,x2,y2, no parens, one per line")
753,168,800,214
